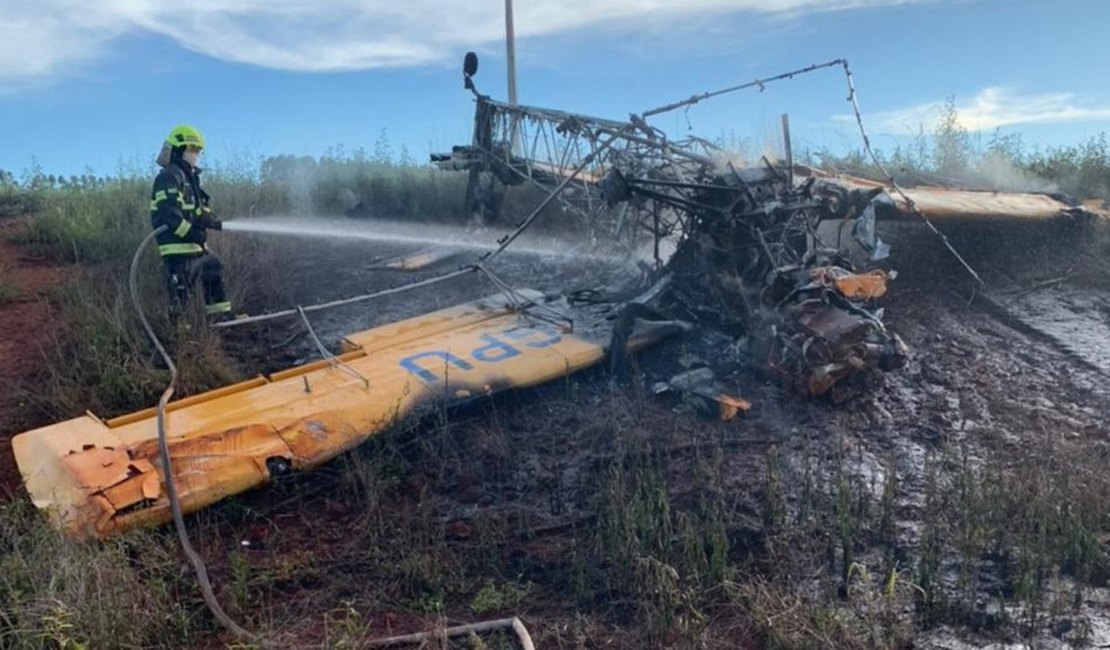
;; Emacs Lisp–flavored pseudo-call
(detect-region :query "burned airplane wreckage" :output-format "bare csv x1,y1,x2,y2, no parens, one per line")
434,57,919,397
434,55,1103,397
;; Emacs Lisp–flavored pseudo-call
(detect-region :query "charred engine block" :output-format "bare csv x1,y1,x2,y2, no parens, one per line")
604,163,908,397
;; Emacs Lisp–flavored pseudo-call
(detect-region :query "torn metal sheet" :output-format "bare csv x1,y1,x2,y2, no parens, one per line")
13,291,683,539
810,267,892,300
656,367,752,421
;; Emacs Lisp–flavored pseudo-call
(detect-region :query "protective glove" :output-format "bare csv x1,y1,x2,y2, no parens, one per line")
196,208,222,230
196,210,222,228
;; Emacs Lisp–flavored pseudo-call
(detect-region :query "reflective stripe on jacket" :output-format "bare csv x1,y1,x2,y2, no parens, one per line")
150,161,208,257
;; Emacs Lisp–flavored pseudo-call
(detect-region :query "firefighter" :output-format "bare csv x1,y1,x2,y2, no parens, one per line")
150,124,231,319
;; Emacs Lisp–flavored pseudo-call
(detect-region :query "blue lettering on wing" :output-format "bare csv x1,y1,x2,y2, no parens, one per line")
399,325,566,383
472,334,521,362
400,351,475,384
503,323,562,349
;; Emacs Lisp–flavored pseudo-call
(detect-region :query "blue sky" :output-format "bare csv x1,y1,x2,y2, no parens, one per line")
1,0,1107,177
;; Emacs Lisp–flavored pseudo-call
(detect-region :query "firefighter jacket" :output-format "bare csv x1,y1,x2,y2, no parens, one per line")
150,161,217,258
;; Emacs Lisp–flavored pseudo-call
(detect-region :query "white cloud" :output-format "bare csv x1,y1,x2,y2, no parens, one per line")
847,87,1110,133
0,0,940,81
0,1,125,78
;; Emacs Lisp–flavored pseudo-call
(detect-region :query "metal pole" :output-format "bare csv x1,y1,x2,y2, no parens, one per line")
505,0,518,105
781,113,793,187
505,0,521,155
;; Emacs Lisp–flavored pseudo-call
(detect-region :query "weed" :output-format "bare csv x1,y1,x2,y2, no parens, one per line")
25,266,242,421
408,590,446,615
919,466,949,630
0,283,19,304
229,548,252,612
35,603,85,650
762,446,786,540
469,580,531,615
876,454,897,548
22,179,148,263
323,600,373,649
835,467,859,594
594,447,722,641
0,499,199,648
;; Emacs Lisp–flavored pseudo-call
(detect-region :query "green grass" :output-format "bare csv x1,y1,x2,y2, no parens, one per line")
469,580,531,615
0,283,19,304
20,179,149,263
25,265,243,421
0,499,202,649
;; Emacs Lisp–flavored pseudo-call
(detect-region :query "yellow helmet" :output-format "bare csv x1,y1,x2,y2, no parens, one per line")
166,124,205,149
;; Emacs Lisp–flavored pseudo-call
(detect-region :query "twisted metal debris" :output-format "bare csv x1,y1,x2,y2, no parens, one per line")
434,56,916,396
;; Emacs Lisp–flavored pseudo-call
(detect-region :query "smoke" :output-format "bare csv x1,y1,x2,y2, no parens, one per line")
258,154,418,218
975,152,1058,194
709,150,750,170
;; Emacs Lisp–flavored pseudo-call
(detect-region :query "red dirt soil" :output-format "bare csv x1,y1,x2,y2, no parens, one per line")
0,219,65,497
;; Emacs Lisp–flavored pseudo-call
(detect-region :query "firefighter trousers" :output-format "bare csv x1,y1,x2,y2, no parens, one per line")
164,252,231,316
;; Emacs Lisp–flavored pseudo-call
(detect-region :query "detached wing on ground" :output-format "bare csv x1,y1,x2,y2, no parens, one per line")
13,291,684,539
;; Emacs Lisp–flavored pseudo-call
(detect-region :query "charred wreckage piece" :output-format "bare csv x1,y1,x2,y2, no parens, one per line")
631,163,911,397
434,56,912,397
435,55,1102,396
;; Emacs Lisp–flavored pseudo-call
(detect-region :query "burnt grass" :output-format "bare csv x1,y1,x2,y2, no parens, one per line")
9,217,1110,648
176,218,1110,648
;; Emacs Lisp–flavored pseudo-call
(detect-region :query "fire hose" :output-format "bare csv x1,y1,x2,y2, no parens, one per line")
129,226,267,646
130,228,536,647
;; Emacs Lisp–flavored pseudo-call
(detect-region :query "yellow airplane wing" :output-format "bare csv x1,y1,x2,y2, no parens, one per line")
13,290,683,539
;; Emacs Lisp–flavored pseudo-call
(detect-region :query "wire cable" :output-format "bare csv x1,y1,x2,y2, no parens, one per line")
837,60,984,286
636,57,984,287
296,305,370,388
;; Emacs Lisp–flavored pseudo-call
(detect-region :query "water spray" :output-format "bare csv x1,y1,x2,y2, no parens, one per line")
219,217,626,261
212,137,624,331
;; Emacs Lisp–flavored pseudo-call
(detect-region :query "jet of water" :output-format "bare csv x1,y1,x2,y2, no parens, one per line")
222,216,628,261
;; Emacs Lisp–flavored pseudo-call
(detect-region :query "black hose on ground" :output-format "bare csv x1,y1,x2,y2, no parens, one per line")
128,227,266,646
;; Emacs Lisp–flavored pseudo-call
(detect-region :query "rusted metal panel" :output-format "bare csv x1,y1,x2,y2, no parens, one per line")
810,267,890,299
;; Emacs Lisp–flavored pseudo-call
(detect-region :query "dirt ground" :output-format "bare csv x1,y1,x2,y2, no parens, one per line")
0,219,64,495
199,217,1110,647
4,215,1110,647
